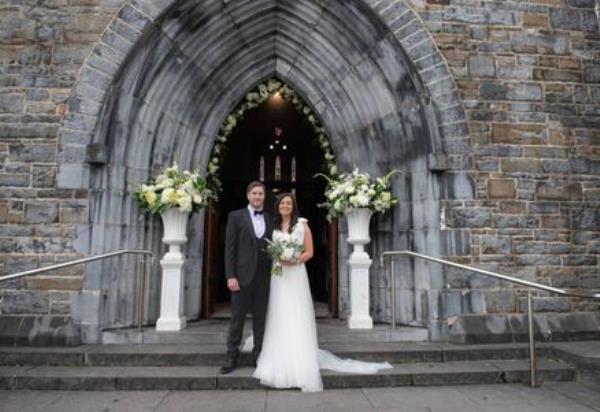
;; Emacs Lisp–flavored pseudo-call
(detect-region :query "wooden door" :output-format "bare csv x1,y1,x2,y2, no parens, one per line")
202,200,219,318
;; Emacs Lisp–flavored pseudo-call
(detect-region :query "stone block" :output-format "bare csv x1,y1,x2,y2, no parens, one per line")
514,240,545,255
518,297,571,313
550,8,598,33
9,144,56,163
488,179,515,198
485,290,516,313
541,159,570,174
491,123,545,144
0,291,49,314
59,201,88,224
0,315,80,346
546,242,571,254
468,54,495,78
541,215,569,229
24,276,83,291
0,93,25,113
562,255,597,266
499,201,526,214
447,208,492,228
522,12,548,28
500,158,540,173
529,202,559,214
32,166,56,187
480,236,511,254
439,290,462,318
569,206,597,232
537,182,582,201
493,214,538,229
480,82,542,101
511,32,569,55
24,202,58,224
0,173,29,187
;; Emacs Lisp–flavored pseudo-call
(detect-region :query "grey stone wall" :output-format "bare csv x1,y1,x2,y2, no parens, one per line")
0,0,598,344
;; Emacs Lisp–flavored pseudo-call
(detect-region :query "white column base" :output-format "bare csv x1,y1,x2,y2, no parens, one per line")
347,316,373,329
156,253,186,332
156,316,186,331
347,255,373,330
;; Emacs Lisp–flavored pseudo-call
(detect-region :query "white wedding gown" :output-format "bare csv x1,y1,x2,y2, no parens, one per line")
251,218,392,393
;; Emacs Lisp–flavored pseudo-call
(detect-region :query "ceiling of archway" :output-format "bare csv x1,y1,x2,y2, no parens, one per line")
95,0,435,185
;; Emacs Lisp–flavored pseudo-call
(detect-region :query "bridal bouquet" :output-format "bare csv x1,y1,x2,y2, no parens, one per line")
265,234,304,277
316,168,400,220
134,162,216,214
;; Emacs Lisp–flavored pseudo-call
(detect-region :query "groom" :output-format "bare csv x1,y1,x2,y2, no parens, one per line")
221,181,272,374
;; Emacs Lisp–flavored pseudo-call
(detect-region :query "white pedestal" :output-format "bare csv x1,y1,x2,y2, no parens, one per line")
156,251,187,331
347,253,373,329
156,209,189,332
345,208,374,329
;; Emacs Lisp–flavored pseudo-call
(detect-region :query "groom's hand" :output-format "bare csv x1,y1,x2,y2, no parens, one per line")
227,278,240,292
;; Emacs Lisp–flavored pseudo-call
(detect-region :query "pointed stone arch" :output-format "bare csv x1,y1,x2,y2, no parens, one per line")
60,0,473,342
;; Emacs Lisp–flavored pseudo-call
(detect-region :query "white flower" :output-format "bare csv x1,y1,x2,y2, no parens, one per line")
155,176,174,189
246,92,260,102
182,180,193,192
161,188,175,204
179,195,192,212
193,194,203,205
208,163,219,174
281,247,296,261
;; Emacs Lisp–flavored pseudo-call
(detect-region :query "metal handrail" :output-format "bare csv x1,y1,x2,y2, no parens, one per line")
381,250,600,388
0,249,153,331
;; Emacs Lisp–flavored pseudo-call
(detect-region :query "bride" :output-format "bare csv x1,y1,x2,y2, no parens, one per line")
252,193,391,393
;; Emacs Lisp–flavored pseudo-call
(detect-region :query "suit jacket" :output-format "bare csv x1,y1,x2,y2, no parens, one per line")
225,207,272,286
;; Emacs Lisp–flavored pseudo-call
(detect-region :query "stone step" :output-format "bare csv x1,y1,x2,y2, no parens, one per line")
101,319,430,345
0,343,542,367
0,359,575,391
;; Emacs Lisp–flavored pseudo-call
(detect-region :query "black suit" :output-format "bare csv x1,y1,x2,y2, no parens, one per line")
224,207,272,359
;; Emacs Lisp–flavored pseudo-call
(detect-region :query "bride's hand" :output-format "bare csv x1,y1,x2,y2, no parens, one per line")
280,259,297,266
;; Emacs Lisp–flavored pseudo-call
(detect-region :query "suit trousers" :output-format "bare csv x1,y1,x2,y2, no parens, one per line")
226,238,270,358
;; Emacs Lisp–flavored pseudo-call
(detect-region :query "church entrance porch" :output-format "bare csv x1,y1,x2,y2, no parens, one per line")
56,0,473,344
201,91,338,319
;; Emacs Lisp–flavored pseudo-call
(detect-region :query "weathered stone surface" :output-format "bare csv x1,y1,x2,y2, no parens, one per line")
0,291,49,314
24,202,58,224
0,0,599,347
488,179,516,199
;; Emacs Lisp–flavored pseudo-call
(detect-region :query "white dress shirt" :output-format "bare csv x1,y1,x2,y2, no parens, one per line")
247,205,266,238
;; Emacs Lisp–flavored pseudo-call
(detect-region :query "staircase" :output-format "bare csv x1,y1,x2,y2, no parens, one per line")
0,320,578,391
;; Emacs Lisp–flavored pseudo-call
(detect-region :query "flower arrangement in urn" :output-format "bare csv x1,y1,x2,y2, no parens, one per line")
317,168,401,220
135,162,216,214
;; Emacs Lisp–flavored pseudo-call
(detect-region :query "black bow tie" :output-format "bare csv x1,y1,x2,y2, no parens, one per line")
254,210,264,216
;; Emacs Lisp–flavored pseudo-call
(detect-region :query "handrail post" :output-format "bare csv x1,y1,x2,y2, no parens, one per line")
137,254,149,332
528,289,536,387
137,257,143,332
390,257,396,329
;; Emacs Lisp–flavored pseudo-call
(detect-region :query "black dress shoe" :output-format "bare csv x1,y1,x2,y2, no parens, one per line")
220,354,238,374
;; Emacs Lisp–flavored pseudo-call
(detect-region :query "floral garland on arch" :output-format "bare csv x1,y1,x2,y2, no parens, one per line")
206,78,337,193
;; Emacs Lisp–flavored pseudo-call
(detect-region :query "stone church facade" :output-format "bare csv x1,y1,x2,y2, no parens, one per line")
0,0,598,345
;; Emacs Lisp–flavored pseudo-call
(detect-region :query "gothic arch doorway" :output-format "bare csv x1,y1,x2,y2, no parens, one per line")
59,0,473,342
202,90,337,318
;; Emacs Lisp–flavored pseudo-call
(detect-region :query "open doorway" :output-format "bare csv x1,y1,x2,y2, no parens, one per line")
202,94,337,319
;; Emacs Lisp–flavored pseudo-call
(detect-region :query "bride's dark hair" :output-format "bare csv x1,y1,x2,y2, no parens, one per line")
273,192,300,233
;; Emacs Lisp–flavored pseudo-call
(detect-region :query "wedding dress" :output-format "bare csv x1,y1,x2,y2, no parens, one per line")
251,218,392,393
